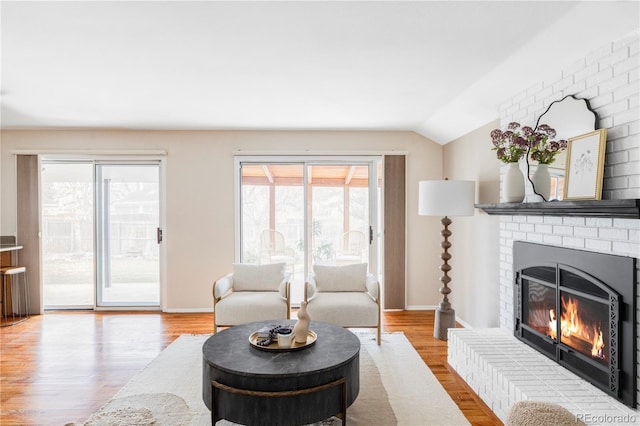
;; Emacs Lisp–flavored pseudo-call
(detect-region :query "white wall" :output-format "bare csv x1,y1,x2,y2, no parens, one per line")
498,30,640,330
0,129,444,311
501,30,640,202
443,120,501,328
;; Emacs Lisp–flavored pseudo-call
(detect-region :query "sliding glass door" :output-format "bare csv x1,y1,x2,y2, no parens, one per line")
96,164,160,306
41,163,95,308
238,158,379,305
308,165,370,270
42,161,161,309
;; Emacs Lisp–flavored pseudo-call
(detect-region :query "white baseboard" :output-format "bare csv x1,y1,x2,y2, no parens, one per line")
94,306,161,312
163,308,213,313
403,305,471,328
405,305,437,310
455,317,472,328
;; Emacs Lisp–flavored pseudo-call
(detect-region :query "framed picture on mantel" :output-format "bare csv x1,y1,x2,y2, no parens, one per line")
563,129,607,200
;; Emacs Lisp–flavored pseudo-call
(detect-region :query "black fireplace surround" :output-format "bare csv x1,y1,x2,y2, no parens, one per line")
514,241,637,408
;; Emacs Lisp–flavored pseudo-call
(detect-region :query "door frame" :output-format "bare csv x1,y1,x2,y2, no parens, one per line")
94,161,162,308
234,155,381,283
39,154,167,311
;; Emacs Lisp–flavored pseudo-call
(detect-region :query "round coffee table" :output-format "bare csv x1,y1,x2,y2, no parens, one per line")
202,320,360,426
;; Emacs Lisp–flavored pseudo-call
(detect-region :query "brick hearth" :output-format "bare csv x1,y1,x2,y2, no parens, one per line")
448,328,638,425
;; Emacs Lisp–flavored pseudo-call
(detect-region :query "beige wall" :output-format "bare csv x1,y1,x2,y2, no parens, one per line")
0,129,445,311
0,138,3,239
443,119,501,327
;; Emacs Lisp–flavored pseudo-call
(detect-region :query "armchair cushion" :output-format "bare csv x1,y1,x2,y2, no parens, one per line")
305,292,378,327
313,263,367,292
305,270,381,344
215,292,288,327
232,262,285,292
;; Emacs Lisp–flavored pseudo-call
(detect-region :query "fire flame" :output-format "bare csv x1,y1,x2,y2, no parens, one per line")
548,308,557,340
591,330,604,358
548,297,605,359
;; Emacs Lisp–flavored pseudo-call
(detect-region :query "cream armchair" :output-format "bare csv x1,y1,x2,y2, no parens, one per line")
304,263,381,344
213,263,290,333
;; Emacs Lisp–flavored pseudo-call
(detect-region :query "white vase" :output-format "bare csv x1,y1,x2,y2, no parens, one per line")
293,301,311,344
532,163,551,201
503,162,525,203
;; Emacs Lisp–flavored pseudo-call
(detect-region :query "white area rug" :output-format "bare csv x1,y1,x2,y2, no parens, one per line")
76,332,469,425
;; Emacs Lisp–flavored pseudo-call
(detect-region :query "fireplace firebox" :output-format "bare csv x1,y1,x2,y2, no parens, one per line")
514,241,637,408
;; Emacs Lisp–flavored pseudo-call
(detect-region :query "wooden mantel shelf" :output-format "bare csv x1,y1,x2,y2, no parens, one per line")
475,199,640,219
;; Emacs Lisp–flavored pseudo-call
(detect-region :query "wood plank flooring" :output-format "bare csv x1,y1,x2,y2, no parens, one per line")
0,311,502,425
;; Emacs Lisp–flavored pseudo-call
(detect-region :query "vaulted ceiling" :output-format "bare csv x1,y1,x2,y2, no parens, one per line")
1,1,638,144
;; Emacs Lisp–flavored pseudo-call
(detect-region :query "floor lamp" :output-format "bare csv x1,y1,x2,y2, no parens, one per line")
418,179,475,341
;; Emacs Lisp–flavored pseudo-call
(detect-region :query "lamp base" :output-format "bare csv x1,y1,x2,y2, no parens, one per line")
433,306,455,341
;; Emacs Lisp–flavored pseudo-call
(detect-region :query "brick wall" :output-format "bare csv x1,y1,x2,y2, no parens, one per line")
498,216,639,330
498,30,640,411
500,30,639,200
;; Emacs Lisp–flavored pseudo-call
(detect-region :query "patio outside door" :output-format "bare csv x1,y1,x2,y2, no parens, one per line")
238,158,379,305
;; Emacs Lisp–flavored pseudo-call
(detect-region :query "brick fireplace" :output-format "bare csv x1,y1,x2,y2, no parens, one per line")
449,30,639,423
449,213,639,423
513,241,636,408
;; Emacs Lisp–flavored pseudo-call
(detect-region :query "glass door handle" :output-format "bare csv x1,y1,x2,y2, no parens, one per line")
157,228,163,244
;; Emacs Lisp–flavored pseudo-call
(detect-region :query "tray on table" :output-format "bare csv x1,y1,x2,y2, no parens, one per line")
248,330,317,352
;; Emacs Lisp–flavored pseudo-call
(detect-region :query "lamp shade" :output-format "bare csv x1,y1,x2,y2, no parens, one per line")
418,180,476,217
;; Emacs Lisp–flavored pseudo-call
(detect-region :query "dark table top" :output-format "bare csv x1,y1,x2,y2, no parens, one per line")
202,320,360,377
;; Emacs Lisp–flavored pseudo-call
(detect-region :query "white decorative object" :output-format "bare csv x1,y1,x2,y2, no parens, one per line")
277,328,293,348
531,164,551,201
293,301,311,344
503,162,525,203
564,129,607,200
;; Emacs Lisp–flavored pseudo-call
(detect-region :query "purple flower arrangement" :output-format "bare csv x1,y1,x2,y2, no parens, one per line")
490,122,530,164
528,124,568,165
491,122,567,165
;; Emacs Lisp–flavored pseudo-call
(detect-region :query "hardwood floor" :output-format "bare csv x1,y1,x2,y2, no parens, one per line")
0,311,502,425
